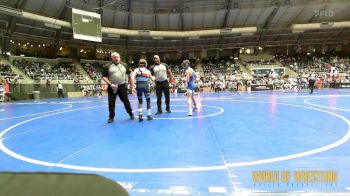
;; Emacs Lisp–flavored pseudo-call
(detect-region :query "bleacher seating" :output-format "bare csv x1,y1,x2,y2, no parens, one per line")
13,59,83,82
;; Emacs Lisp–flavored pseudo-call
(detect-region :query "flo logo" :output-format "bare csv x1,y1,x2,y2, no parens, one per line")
314,10,335,18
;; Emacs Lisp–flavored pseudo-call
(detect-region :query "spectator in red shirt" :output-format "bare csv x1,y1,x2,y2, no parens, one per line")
3,79,10,101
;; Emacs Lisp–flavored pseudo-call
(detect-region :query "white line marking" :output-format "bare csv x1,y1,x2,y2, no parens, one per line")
168,110,187,112
208,187,227,193
232,182,241,185
54,101,96,104
132,189,149,193
276,94,350,99
0,103,73,121
153,105,224,120
169,186,188,190
304,97,350,112
172,190,191,194
220,100,350,168
156,189,173,194
0,100,349,173
170,98,183,101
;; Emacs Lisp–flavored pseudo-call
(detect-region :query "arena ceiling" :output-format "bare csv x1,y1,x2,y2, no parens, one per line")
0,0,350,52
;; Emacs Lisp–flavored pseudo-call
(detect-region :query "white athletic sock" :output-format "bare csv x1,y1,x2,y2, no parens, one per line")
188,98,192,116
138,108,142,115
188,105,192,116
188,110,192,116
147,109,151,116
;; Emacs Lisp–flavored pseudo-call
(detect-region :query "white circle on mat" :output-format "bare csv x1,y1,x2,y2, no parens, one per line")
0,100,349,173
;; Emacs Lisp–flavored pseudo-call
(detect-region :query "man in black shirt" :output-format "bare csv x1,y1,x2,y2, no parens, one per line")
151,55,174,114
102,52,135,123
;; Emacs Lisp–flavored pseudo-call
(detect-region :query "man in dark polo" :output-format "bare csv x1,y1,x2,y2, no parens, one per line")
102,52,135,123
151,55,174,114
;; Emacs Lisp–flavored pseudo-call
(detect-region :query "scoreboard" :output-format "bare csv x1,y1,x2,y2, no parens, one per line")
72,8,102,42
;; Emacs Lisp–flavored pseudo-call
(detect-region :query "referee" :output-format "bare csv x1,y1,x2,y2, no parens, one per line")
102,52,135,123
57,81,64,98
308,72,316,94
151,55,174,114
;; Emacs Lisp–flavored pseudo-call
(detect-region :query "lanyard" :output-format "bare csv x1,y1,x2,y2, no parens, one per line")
114,63,125,80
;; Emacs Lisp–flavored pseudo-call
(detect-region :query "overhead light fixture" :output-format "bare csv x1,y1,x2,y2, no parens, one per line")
6,52,11,55
320,22,334,28
0,5,23,16
138,30,150,36
292,21,350,32
59,47,63,51
44,23,61,29
107,34,120,38
258,46,263,50
220,28,233,34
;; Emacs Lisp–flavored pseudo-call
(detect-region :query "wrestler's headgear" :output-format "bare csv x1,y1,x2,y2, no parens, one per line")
182,59,191,69
139,59,148,67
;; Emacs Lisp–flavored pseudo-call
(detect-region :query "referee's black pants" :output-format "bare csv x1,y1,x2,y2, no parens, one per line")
155,80,170,112
58,89,64,98
107,83,132,119
309,79,315,94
